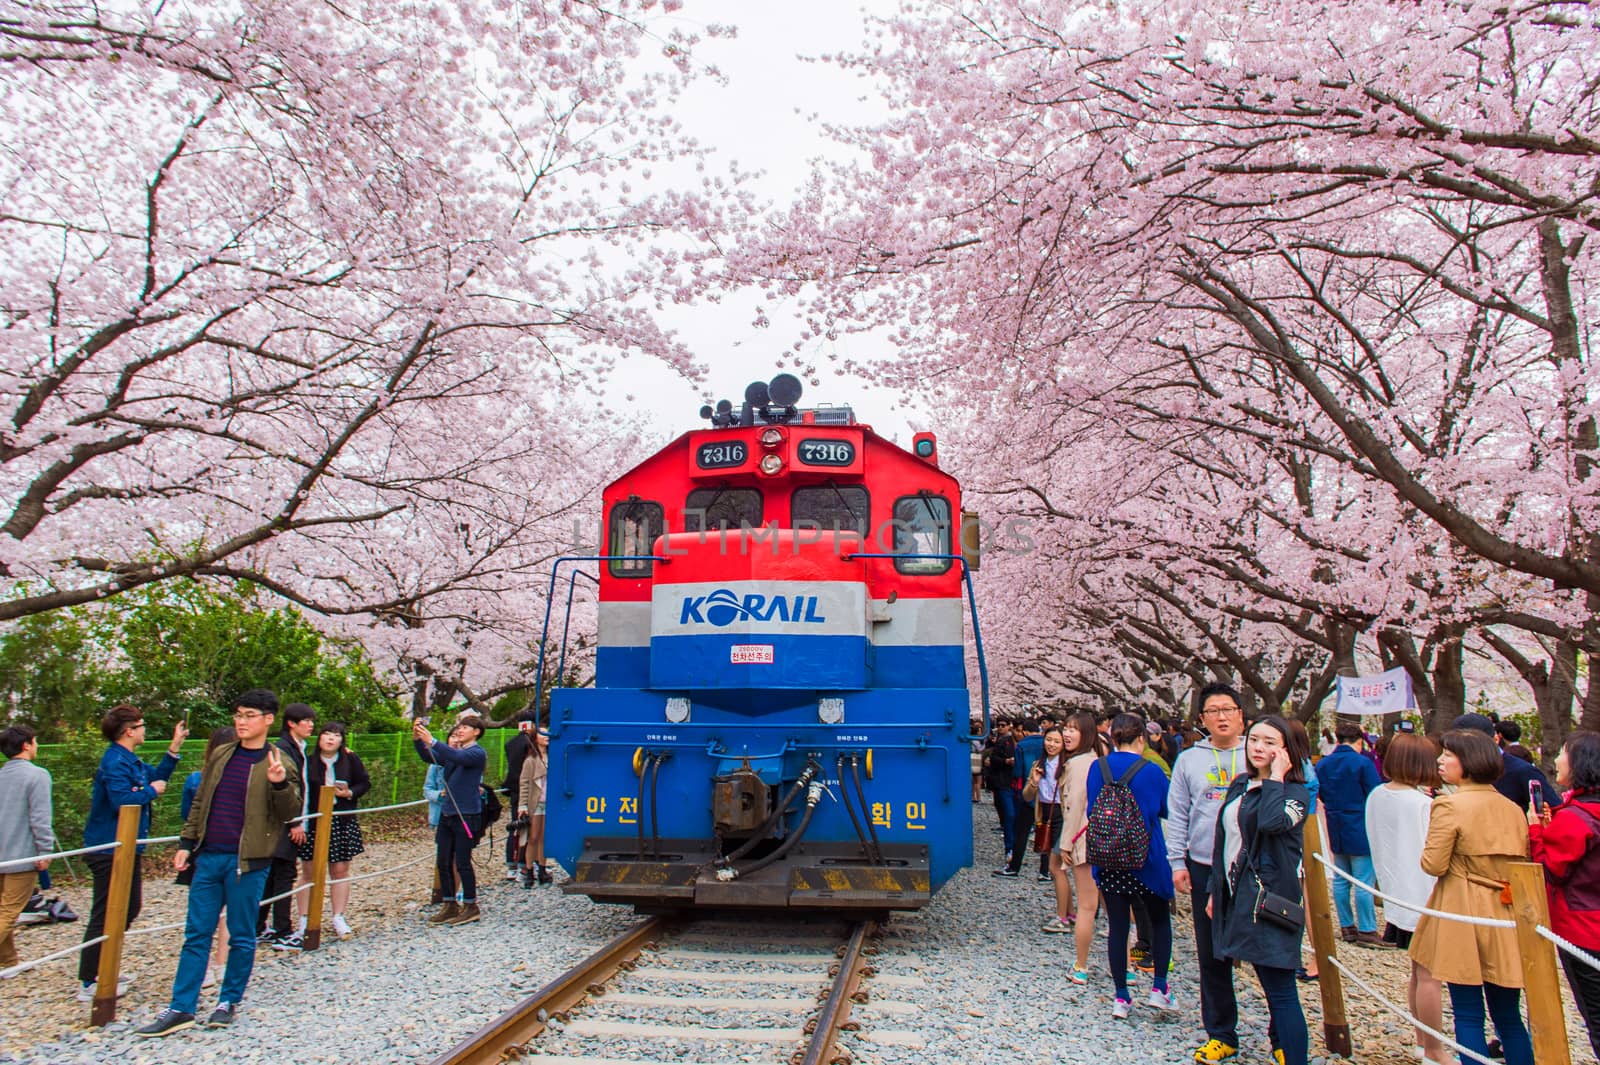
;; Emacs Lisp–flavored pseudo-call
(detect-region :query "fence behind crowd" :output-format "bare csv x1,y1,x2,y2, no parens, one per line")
1304,814,1575,1065
0,786,435,1026
28,729,519,845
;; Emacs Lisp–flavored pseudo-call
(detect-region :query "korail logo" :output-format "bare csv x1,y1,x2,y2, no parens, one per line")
679,589,827,626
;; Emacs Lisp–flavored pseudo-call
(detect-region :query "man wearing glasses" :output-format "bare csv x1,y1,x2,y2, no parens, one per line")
1167,683,1248,1065
138,689,301,1037
78,704,187,1003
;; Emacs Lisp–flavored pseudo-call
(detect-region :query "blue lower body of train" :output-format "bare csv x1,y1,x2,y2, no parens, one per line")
545,686,973,911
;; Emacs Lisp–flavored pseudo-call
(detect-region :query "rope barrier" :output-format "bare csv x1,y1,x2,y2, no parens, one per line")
328,853,432,885
348,798,429,816
17,840,120,863
1537,924,1600,974
121,920,186,940
0,936,107,979
1324,955,1497,1065
136,835,181,846
1310,852,1515,928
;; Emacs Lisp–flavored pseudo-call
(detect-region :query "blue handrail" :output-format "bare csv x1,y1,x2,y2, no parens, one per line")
555,569,600,686
840,552,990,742
533,556,666,729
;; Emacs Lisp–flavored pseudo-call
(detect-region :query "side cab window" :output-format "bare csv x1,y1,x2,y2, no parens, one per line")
608,498,663,577
891,493,953,574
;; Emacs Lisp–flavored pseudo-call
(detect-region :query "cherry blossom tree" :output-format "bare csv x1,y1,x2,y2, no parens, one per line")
736,0,1600,736
1,0,742,692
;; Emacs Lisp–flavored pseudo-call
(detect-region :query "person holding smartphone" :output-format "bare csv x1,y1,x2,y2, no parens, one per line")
293,723,369,940
1527,730,1600,1059
79,704,187,1002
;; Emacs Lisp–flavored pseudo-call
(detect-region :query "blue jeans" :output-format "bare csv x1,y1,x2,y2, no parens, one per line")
993,786,1020,857
1331,853,1377,933
1254,964,1308,1065
169,849,270,1014
1448,982,1533,1065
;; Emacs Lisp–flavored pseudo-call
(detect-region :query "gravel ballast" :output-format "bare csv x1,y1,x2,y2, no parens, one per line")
1,804,1593,1063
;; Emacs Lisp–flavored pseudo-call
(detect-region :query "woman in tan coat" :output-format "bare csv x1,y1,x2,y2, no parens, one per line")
1408,729,1532,1065
516,728,550,885
1058,711,1109,985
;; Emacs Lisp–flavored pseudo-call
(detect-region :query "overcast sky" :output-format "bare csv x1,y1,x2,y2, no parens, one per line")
613,0,915,443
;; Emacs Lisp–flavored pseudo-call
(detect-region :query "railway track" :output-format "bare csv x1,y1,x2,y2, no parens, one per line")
429,914,886,1065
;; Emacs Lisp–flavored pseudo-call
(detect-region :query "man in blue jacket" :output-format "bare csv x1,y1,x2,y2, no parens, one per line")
414,714,487,926
1315,720,1385,947
78,704,187,1001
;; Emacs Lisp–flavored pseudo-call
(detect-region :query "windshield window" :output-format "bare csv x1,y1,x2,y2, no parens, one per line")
684,488,762,534
792,485,870,539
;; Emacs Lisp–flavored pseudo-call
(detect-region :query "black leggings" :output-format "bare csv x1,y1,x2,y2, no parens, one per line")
257,855,298,936
436,813,481,903
80,853,143,984
1104,889,1172,998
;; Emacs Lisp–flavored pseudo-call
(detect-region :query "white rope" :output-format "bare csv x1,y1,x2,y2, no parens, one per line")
347,798,429,816
122,920,186,940
1536,924,1600,974
1324,955,1498,1065
327,853,432,885
1311,852,1515,929
136,835,181,846
17,840,120,863
0,935,108,978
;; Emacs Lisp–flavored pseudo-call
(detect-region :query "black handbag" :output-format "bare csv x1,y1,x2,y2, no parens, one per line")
1243,829,1304,932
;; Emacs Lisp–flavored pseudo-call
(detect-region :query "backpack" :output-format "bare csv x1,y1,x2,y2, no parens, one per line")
478,781,503,829
1085,757,1151,872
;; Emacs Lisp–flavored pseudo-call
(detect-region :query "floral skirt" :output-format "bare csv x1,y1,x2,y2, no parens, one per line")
296,813,365,864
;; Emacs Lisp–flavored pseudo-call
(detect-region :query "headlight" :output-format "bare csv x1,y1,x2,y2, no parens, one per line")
760,428,784,447
759,454,784,475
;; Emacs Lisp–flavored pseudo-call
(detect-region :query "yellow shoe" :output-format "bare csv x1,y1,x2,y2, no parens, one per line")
1271,1052,1285,1065
1193,1040,1238,1065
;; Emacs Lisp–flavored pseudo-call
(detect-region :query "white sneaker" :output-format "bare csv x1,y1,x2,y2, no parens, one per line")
1147,988,1173,1010
1111,997,1131,1019
201,964,220,989
504,867,520,881
331,914,353,939
75,979,130,1003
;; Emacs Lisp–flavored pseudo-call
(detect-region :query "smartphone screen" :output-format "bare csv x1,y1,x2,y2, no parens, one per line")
1530,780,1545,813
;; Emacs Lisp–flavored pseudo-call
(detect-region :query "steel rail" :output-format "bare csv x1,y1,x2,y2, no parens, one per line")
795,919,879,1065
428,915,674,1065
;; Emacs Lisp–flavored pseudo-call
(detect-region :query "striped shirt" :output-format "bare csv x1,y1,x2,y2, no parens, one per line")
204,746,266,852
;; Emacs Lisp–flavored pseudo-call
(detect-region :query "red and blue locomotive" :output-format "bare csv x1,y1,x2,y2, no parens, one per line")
541,375,988,911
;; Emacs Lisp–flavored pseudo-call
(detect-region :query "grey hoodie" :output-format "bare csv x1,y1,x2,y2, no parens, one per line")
1165,737,1246,874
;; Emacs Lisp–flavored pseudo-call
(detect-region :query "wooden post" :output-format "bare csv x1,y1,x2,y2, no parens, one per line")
302,784,336,952
1507,860,1572,1065
1301,812,1352,1057
90,805,141,1026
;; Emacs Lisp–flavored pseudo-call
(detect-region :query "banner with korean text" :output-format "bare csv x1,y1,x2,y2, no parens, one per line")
1333,667,1415,715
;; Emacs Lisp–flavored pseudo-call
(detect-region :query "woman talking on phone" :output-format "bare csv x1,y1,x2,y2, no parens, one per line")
294,723,369,939
1206,715,1312,1065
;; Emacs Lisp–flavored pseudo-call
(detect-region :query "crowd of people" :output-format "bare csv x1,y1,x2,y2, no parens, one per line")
0,691,554,1042
0,691,393,1037
5,685,1600,1058
977,687,1600,1065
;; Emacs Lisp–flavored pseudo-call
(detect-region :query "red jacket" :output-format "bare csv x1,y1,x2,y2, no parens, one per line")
1529,793,1600,951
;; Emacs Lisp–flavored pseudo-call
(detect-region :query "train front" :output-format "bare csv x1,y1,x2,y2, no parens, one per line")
544,376,983,912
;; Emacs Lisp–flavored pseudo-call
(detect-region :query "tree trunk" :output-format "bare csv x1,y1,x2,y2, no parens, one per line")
1429,630,1467,728
1541,638,1579,773
1583,652,1600,732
